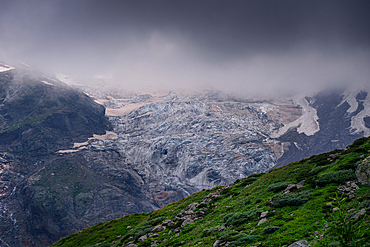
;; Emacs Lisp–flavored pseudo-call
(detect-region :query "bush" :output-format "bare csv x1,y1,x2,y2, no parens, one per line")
309,165,330,176
224,208,264,226
236,177,258,187
219,230,239,241
131,216,165,240
267,182,291,193
271,190,312,208
229,233,259,247
315,170,356,186
202,226,219,236
264,226,280,233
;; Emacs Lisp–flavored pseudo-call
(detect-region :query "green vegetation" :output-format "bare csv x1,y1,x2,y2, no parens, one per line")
315,170,356,186
267,182,292,192
0,108,62,133
52,137,370,247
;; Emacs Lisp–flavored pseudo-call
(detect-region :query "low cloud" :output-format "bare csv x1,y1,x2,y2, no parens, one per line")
1,1,369,96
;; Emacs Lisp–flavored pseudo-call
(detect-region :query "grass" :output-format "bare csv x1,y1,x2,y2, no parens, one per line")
52,137,370,247
0,108,62,133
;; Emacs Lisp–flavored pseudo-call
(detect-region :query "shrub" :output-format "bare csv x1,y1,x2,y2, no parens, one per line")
219,230,239,241
202,226,219,236
267,182,291,193
236,177,258,187
315,170,356,186
264,226,280,233
229,233,259,247
309,165,330,176
131,216,165,240
271,190,312,208
224,208,264,226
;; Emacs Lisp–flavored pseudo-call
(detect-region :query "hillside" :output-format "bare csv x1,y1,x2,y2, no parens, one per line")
52,137,370,247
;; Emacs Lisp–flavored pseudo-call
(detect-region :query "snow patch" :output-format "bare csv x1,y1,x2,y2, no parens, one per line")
41,80,53,86
338,87,370,136
272,97,320,137
0,63,15,73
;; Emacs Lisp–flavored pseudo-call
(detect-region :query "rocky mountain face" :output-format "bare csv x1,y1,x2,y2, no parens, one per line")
0,65,108,246
0,63,369,246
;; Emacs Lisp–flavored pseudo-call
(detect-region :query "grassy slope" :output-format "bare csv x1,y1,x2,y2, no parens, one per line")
52,138,370,247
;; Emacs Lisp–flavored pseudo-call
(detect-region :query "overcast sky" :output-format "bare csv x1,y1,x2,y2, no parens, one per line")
0,0,369,95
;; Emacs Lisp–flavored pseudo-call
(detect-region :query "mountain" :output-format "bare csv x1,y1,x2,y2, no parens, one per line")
52,137,370,247
1,62,370,246
0,64,109,246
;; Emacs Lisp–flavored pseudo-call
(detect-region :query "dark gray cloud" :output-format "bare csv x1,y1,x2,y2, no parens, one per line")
1,0,369,95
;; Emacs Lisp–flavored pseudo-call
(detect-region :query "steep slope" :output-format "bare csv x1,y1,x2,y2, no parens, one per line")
275,88,370,167
0,65,109,247
52,137,370,247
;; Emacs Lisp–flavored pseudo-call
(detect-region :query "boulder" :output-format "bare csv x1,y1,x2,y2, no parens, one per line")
288,240,310,247
351,209,366,220
284,184,297,193
260,211,269,218
297,180,305,189
213,240,223,247
187,202,200,211
152,224,166,233
356,155,370,186
257,218,268,226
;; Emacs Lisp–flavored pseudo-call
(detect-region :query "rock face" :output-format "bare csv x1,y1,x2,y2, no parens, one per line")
356,155,370,186
275,89,370,167
0,67,109,246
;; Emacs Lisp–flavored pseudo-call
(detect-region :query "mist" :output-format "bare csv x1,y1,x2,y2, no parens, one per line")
1,0,369,96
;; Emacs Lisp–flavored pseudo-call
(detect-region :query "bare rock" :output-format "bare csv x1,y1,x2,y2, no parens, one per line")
257,218,268,226
351,209,366,220
162,219,174,226
288,240,310,247
187,202,200,211
181,218,195,227
202,190,222,204
218,225,226,232
284,184,297,193
297,180,305,189
356,155,370,186
260,211,269,218
152,224,166,233
138,235,148,242
213,240,223,247
126,244,138,247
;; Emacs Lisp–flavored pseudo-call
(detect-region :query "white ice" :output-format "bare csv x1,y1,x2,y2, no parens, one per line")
340,86,370,136
272,96,320,137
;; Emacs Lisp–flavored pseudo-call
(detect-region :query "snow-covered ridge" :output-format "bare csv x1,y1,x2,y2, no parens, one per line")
339,87,370,136
271,96,320,137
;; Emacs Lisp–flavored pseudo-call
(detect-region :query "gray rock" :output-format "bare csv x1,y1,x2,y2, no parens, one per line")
260,210,269,218
126,244,138,247
138,235,148,242
288,240,310,247
152,224,166,233
351,209,366,220
213,240,223,247
187,202,200,211
356,155,370,186
297,180,305,189
218,225,226,232
284,184,297,193
181,218,195,227
257,217,268,225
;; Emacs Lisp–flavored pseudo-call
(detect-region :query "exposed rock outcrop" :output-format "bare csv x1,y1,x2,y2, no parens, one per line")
356,155,370,186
